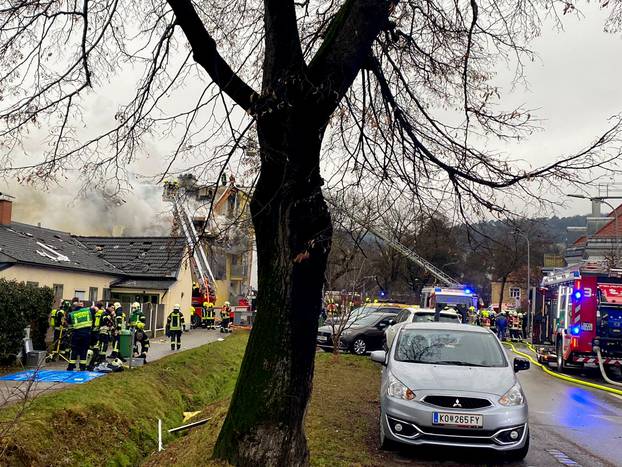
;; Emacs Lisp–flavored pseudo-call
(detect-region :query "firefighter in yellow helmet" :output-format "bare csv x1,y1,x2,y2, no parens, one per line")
133,321,150,361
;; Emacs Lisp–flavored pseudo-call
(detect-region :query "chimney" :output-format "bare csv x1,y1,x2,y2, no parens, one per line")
0,195,13,225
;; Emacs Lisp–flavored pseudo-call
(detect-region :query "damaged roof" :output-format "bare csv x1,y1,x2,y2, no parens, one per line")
0,222,121,274
79,236,186,278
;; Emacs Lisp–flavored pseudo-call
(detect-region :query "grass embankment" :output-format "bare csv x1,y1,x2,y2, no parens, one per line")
145,353,396,467
0,332,248,467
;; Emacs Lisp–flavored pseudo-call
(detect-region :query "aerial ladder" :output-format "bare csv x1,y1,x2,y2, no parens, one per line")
163,181,217,302
326,198,462,288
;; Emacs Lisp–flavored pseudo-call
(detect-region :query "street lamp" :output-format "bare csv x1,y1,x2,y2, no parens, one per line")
567,194,622,264
515,230,530,338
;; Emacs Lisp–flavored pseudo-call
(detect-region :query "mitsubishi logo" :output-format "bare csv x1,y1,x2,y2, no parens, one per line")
453,398,462,408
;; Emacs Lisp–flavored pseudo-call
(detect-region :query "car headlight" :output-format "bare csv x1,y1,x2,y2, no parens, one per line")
387,372,415,400
498,382,525,406
341,329,353,336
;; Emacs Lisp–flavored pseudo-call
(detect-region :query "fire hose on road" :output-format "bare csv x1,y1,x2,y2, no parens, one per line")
594,347,622,388
503,342,622,397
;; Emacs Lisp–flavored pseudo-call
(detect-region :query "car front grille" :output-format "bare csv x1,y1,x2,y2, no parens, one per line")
418,433,492,445
421,425,496,436
422,395,492,409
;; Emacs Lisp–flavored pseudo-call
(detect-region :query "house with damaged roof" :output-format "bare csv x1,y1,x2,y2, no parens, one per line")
0,196,193,325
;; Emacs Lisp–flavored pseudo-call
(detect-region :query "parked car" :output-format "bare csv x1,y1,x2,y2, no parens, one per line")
385,307,461,350
317,312,397,355
323,303,409,327
371,322,530,460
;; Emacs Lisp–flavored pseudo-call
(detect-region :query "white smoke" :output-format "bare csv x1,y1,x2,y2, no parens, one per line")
1,181,173,236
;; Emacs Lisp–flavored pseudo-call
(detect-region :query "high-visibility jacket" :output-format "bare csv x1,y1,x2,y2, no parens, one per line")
129,310,145,326
207,307,215,319
93,309,104,331
49,309,57,328
115,311,126,330
68,308,93,331
167,310,184,331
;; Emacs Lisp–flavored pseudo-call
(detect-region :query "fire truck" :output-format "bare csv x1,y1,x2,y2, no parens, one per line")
421,286,478,314
541,262,622,372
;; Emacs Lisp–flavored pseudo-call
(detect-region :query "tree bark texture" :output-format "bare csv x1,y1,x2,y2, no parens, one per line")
498,275,508,314
213,106,332,466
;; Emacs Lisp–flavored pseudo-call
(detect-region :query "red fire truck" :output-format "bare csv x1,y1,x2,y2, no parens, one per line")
541,262,622,371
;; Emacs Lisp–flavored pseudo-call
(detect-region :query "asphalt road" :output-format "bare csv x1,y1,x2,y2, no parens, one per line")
383,349,622,466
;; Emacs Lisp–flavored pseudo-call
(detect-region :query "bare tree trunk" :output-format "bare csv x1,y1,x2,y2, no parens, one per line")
213,115,331,466
498,275,508,314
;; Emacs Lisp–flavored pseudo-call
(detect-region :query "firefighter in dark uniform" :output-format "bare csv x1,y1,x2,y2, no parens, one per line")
166,304,184,350
66,303,93,371
110,302,126,358
85,303,103,370
98,304,114,360
205,302,216,329
133,321,150,361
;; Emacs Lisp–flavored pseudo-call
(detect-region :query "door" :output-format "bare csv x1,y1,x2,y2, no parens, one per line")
366,316,396,350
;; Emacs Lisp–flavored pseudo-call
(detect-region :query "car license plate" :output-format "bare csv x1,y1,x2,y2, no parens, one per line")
433,412,483,428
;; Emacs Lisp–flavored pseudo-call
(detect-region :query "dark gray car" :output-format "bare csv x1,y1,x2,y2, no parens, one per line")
317,312,396,355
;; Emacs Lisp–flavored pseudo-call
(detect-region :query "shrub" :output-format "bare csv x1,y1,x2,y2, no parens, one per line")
0,279,54,363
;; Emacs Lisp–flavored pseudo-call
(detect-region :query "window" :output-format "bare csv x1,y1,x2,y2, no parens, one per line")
509,288,521,300
74,290,86,300
396,310,410,323
102,288,111,301
395,329,507,367
26,281,39,287
53,284,64,303
89,287,98,302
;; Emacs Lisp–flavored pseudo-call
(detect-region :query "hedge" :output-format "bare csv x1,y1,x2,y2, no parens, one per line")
0,279,54,363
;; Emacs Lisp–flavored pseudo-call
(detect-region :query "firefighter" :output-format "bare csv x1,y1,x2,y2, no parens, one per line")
110,302,126,358
49,305,66,348
496,311,508,341
133,321,150,361
66,303,93,371
467,306,477,325
98,304,114,359
220,301,232,333
86,303,104,370
167,304,184,350
508,310,519,340
129,302,146,328
480,309,490,328
203,302,216,329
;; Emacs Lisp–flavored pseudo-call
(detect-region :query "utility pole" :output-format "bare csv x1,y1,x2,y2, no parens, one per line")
516,230,530,338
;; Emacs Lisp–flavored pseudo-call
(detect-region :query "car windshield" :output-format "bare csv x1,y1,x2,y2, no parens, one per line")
395,329,507,367
412,313,458,323
347,313,381,327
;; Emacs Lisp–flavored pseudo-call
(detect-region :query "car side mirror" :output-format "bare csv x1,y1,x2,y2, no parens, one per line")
388,319,396,326
513,358,530,373
370,350,387,365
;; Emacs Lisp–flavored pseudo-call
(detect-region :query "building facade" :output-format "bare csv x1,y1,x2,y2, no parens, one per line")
0,198,194,325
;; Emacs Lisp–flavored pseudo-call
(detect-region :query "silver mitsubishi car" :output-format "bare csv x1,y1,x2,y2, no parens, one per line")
371,322,530,461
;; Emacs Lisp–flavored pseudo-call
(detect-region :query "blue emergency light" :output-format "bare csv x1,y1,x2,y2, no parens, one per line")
574,290,582,300
379,290,385,297
465,288,472,295
434,287,442,292
570,325,581,335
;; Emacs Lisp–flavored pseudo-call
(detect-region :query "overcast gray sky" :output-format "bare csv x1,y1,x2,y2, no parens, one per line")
3,2,622,231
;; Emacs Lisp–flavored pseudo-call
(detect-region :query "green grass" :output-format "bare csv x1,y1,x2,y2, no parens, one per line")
0,332,248,467
144,352,396,467
2,335,395,466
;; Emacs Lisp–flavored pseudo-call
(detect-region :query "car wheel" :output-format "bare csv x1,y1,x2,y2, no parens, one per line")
379,416,399,451
505,431,529,461
351,337,367,355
